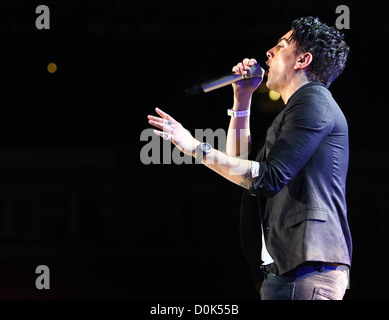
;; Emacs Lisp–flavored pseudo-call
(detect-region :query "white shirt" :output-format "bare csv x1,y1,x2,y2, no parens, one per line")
261,224,274,265
251,161,274,265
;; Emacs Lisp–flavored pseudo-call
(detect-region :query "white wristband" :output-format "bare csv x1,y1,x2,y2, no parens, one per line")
227,109,250,117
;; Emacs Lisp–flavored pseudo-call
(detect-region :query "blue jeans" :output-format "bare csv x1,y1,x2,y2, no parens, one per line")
260,263,349,300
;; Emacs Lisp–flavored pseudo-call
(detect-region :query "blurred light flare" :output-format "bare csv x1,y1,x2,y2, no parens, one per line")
47,62,57,73
269,89,281,101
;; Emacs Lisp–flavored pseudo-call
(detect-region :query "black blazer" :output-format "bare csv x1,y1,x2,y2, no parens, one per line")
240,82,352,278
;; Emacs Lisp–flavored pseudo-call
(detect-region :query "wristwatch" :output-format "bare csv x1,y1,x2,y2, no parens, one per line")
194,142,213,163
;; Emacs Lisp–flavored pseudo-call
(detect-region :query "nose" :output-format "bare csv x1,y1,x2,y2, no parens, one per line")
266,49,274,59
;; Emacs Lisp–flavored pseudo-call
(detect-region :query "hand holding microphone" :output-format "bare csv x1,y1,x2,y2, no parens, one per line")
186,58,264,95
231,58,264,95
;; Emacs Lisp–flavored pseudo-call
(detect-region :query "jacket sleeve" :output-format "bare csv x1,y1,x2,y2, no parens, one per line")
250,91,334,198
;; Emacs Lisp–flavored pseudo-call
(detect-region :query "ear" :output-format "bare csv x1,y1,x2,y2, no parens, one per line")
294,52,313,71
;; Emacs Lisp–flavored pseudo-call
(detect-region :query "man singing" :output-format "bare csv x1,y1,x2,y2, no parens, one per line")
147,16,352,300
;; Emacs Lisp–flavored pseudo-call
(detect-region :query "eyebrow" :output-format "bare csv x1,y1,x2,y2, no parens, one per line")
277,37,290,44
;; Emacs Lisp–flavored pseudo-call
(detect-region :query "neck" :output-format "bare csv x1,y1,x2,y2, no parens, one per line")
280,76,310,104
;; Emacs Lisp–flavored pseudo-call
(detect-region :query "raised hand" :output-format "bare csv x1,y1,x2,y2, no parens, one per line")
147,107,201,156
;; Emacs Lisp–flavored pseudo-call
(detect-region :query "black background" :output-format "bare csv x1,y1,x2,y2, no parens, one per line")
0,0,387,301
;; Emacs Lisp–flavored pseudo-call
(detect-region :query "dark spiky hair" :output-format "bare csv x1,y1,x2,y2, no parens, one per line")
289,16,350,87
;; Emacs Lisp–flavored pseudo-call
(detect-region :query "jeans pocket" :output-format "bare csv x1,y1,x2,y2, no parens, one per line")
261,283,295,300
312,287,344,300
260,274,296,300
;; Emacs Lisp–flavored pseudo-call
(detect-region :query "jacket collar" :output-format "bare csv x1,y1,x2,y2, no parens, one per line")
285,81,326,106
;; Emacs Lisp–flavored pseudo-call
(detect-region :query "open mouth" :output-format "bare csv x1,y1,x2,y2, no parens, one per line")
264,64,270,76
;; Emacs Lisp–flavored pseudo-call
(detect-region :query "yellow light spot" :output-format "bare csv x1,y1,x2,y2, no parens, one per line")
269,90,281,101
47,62,57,73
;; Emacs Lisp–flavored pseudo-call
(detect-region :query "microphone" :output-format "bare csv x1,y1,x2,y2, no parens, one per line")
186,63,265,95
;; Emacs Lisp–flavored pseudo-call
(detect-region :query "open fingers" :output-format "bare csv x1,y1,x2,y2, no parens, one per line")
147,115,166,130
152,118,175,141
155,107,177,123
148,107,178,130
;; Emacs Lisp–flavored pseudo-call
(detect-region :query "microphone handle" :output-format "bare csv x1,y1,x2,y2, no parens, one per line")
186,63,264,95
202,73,245,93
185,72,244,95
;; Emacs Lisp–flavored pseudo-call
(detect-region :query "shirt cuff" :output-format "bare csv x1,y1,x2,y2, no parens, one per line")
251,161,260,179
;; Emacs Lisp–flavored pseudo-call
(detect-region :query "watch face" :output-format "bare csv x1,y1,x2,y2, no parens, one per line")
202,143,212,154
